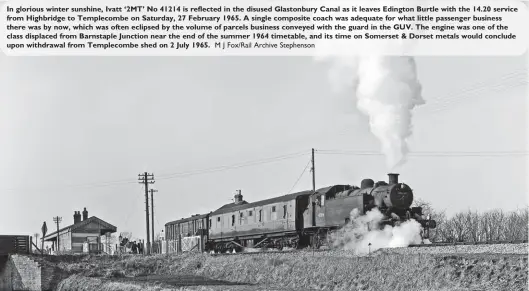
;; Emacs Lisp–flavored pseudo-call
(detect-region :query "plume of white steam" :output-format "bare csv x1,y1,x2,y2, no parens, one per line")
356,57,425,169
313,0,426,169
331,208,423,255
318,55,424,169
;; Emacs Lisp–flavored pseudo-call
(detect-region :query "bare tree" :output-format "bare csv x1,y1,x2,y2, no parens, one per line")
490,209,506,241
413,198,434,216
425,209,446,242
412,199,527,243
479,211,493,242
412,198,448,242
438,218,456,242
464,210,481,242
501,208,529,241
518,207,529,241
120,232,133,240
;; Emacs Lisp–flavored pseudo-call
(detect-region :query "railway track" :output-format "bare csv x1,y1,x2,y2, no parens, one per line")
209,240,528,256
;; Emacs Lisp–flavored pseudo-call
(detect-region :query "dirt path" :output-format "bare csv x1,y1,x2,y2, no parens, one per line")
116,274,247,287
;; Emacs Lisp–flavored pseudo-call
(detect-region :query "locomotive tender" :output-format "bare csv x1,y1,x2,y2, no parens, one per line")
165,173,436,253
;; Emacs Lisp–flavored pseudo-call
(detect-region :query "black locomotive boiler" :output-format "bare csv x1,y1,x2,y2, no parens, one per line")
304,173,436,248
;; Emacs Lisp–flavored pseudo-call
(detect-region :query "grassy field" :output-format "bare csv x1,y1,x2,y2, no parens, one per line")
39,249,528,291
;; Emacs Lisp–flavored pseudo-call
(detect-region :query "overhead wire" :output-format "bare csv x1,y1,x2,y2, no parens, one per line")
156,151,308,180
2,151,309,193
287,158,312,193
5,70,527,193
328,69,527,138
316,149,529,157
429,70,526,104
417,70,527,116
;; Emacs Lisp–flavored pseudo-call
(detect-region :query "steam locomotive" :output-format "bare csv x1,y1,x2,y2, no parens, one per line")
164,173,436,253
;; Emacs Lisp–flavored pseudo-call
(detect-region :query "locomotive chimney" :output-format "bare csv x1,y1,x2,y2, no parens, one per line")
82,207,88,220
234,190,243,204
388,173,399,185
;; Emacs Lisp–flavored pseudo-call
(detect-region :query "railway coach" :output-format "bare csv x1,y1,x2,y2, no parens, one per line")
206,189,312,253
165,213,209,253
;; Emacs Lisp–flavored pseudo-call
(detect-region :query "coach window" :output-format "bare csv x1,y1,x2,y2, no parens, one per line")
283,205,287,218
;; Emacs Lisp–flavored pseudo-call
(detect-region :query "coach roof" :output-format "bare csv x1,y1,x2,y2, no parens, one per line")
210,190,314,216
165,213,210,226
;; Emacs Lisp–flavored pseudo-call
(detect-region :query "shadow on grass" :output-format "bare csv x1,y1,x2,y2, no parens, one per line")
113,274,252,287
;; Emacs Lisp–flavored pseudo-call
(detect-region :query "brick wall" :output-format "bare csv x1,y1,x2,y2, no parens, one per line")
0,254,72,291
9,254,42,291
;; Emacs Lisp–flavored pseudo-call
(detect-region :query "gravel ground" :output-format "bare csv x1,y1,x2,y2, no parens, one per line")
216,243,528,258
373,243,529,256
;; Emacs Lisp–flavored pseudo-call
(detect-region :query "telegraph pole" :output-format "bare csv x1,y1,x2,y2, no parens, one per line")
150,188,158,253
41,221,47,255
53,216,62,252
138,172,155,255
311,148,316,192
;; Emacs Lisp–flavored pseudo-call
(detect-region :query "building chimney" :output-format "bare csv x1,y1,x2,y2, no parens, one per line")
234,190,243,204
74,211,81,224
388,173,399,185
82,207,88,220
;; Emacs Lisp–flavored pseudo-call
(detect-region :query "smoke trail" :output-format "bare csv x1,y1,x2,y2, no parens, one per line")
330,208,423,255
318,56,424,169
356,57,425,169
312,0,427,169
317,52,424,169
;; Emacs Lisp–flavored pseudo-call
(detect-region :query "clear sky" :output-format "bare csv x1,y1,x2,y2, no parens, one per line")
0,54,527,239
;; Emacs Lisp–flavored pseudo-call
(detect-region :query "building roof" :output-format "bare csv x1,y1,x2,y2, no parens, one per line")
216,200,249,210
43,216,117,241
165,213,210,226
210,190,313,216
